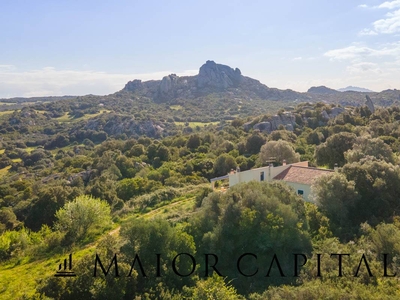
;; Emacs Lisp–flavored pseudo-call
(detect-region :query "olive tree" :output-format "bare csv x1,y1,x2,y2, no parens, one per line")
259,139,300,165
315,132,356,168
55,195,112,242
344,135,395,164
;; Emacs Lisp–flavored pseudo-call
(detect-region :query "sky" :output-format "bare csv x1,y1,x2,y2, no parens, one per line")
1,0,400,98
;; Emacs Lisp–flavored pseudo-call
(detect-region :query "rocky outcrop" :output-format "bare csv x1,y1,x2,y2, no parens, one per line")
124,79,144,92
249,112,296,133
253,122,272,132
84,114,164,138
320,107,346,120
330,107,345,117
365,95,375,113
321,110,330,120
159,74,179,94
120,60,309,102
156,74,195,101
197,60,242,89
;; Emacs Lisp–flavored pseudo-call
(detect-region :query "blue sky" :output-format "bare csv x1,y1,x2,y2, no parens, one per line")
1,0,399,97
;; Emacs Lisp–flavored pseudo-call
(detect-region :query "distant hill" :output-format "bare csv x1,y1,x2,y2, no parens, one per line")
121,61,398,107
122,60,307,102
307,86,339,94
1,61,400,114
337,86,375,93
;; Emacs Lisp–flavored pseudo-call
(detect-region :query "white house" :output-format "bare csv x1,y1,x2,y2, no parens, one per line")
217,161,334,202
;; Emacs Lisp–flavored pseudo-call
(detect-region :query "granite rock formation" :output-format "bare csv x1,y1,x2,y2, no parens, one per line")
365,95,375,113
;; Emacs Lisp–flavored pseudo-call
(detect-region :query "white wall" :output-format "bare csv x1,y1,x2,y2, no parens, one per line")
284,182,312,202
228,165,290,187
228,165,314,202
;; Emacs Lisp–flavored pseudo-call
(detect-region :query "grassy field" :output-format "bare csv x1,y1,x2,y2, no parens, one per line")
0,103,19,106
55,110,111,123
34,110,47,114
0,110,14,116
140,196,195,221
0,166,11,178
169,105,183,110
0,147,36,155
174,121,219,128
0,193,197,298
0,247,95,299
24,147,37,153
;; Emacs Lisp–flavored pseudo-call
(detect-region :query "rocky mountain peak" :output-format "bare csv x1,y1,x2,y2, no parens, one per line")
120,60,307,102
159,74,180,94
197,60,242,89
124,79,144,92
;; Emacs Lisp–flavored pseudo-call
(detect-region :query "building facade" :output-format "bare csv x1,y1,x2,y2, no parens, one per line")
227,161,333,202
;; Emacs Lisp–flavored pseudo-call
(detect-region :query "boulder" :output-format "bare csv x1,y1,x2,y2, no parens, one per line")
365,95,375,113
329,107,345,118
253,122,271,132
321,110,330,120
159,74,180,94
285,124,294,131
250,113,296,133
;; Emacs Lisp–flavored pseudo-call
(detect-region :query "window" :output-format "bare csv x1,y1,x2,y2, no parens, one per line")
260,171,265,181
297,190,304,195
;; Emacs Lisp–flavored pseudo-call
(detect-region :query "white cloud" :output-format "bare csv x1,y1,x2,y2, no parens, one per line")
360,0,400,9
322,41,400,92
346,62,382,74
378,0,400,9
324,42,400,60
324,45,375,60
292,56,302,61
0,65,16,71
359,28,378,36
0,67,198,98
372,8,400,34
359,1,400,34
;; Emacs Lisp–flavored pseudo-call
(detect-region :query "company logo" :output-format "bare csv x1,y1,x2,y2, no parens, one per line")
54,253,76,277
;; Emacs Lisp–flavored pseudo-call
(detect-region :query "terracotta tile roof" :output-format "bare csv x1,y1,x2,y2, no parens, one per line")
273,166,333,185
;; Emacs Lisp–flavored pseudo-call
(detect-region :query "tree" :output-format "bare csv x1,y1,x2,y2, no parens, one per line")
306,130,325,145
55,195,111,242
342,160,400,227
259,139,300,165
190,181,312,294
120,218,196,293
0,208,20,233
213,154,237,177
130,144,145,157
311,172,360,239
345,136,395,164
186,274,244,300
24,186,75,231
157,145,171,162
268,130,297,143
187,134,201,150
315,132,356,168
245,133,266,154
313,159,400,240
116,177,149,201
